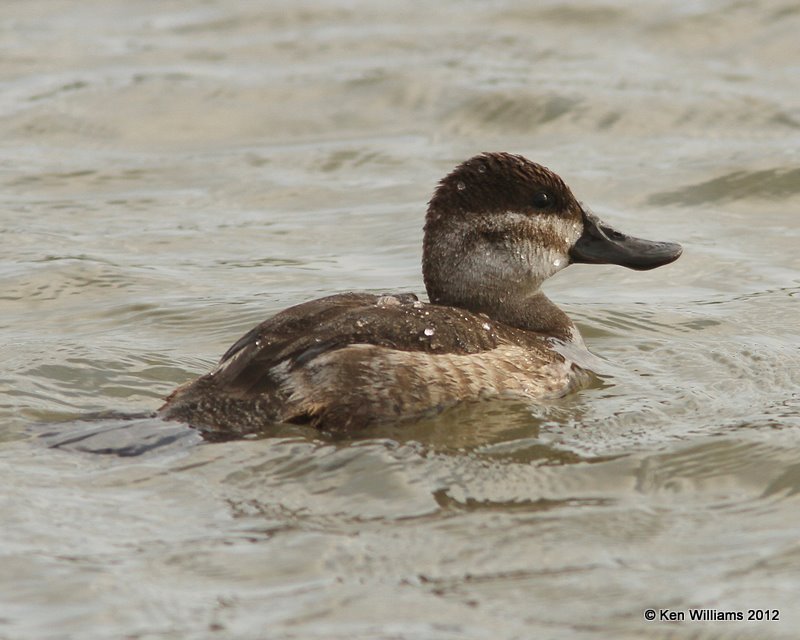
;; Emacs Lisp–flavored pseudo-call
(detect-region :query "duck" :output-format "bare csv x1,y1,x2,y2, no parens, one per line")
159,152,682,437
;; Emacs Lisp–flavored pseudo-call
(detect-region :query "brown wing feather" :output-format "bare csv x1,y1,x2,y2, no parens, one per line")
160,292,562,434
211,292,512,397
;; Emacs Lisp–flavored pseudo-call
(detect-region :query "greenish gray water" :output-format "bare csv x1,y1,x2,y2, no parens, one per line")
1,1,799,638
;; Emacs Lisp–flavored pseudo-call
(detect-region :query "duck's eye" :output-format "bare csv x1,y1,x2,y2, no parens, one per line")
531,191,551,210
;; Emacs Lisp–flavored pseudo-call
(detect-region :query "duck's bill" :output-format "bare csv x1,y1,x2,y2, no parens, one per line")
569,211,682,271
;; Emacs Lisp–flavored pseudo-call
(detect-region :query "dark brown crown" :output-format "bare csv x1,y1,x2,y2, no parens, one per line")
426,152,578,220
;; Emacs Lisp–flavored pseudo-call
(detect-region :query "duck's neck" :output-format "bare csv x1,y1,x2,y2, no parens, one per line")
432,288,577,343
487,290,577,342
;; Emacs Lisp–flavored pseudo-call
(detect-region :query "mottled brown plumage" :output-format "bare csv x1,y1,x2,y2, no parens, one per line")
159,152,682,437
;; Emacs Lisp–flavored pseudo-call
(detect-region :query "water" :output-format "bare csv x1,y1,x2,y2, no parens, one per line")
2,1,799,638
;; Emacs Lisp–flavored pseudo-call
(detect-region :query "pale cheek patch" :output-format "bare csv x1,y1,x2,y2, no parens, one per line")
512,214,580,278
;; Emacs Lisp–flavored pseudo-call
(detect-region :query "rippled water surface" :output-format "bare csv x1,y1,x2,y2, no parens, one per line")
2,1,799,638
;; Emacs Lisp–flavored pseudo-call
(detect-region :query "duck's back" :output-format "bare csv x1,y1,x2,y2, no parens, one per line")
159,292,583,436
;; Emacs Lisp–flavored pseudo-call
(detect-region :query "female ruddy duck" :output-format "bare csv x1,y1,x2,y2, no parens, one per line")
160,152,681,437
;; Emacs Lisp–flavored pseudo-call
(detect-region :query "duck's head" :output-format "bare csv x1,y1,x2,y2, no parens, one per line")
423,152,682,319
